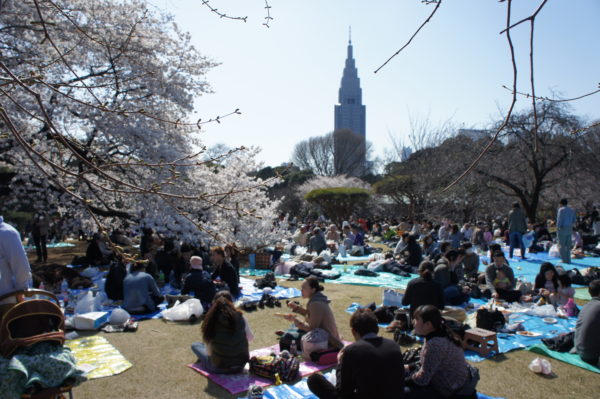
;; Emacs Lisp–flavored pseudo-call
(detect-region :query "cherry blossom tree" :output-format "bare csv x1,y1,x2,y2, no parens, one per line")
0,0,282,251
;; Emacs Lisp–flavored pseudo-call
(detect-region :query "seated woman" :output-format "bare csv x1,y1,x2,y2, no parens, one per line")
191,291,253,374
402,261,444,319
283,276,343,351
405,305,479,399
123,261,164,314
533,262,559,303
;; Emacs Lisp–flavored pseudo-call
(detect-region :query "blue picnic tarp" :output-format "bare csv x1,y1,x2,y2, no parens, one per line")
238,370,505,399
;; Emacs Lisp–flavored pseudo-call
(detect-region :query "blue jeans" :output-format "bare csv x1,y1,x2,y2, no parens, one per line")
509,232,525,259
191,342,244,374
557,228,572,264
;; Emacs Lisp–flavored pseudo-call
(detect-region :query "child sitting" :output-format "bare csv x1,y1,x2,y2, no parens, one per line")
493,269,511,291
553,274,575,306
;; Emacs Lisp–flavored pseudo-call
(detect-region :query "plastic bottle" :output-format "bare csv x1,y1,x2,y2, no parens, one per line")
274,373,282,386
290,340,297,356
60,279,69,307
564,298,577,317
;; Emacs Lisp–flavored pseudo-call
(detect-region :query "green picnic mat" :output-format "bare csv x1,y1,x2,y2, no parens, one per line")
575,288,591,301
527,343,600,374
327,265,417,290
240,265,416,290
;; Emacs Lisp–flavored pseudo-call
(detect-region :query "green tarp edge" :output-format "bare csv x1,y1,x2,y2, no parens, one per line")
527,343,600,374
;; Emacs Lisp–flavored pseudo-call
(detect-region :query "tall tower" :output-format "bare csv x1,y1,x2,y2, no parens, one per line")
334,29,366,176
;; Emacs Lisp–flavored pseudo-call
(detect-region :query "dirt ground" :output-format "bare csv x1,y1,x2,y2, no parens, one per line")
29,243,600,399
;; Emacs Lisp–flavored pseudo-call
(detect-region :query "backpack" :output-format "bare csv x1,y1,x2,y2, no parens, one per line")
476,308,505,331
254,272,277,289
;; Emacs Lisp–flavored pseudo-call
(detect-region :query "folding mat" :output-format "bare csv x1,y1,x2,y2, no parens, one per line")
527,343,600,374
65,336,132,379
187,344,339,394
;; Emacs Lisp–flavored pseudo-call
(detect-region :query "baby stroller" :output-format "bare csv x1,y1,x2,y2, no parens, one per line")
0,288,74,399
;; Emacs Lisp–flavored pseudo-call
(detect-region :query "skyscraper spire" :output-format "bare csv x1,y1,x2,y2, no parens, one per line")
334,33,366,176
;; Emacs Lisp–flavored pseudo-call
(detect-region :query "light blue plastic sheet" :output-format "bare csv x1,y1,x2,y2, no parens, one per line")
238,370,505,399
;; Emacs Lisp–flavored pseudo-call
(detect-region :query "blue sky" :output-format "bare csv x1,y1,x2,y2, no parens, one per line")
151,0,600,167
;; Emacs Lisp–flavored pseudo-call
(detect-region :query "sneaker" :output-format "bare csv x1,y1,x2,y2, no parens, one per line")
247,384,264,399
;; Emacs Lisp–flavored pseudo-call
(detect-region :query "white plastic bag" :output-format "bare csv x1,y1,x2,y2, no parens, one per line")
549,244,560,258
301,328,329,359
74,291,95,314
525,304,557,317
161,298,203,321
383,289,404,307
529,357,552,375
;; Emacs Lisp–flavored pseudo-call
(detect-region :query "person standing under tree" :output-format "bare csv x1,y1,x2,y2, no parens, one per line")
556,199,576,264
508,202,527,260
32,212,50,263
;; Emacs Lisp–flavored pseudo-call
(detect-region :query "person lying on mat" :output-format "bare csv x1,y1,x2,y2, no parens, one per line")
191,291,254,373
575,279,600,367
404,305,479,399
307,308,404,399
282,276,343,351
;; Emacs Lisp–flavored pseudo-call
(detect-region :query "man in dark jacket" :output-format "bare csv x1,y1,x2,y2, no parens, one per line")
308,308,404,399
181,256,216,310
508,202,528,260
575,280,600,366
211,246,240,297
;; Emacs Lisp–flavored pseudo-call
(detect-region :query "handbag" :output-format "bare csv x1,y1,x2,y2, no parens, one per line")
309,348,340,365
249,353,300,382
476,308,505,331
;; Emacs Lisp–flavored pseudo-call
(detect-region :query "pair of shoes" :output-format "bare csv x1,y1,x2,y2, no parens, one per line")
241,302,258,312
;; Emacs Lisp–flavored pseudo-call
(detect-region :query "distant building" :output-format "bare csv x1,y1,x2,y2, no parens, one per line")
334,31,366,176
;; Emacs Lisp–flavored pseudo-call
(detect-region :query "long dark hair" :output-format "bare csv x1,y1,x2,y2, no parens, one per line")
534,262,559,291
418,261,435,281
201,291,242,342
413,304,462,347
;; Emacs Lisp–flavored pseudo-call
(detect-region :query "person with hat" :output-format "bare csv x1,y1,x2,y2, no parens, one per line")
181,256,216,310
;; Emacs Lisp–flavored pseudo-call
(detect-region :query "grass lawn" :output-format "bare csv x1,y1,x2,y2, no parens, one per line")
29,243,600,399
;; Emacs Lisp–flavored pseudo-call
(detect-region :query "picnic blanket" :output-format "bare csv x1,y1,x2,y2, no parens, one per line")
238,370,506,399
238,277,302,303
65,336,132,379
479,247,598,285
575,287,591,301
527,343,600,374
187,344,339,394
464,311,577,362
25,242,76,250
326,266,416,290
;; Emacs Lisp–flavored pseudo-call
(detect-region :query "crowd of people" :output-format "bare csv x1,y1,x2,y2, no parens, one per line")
1,197,600,398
